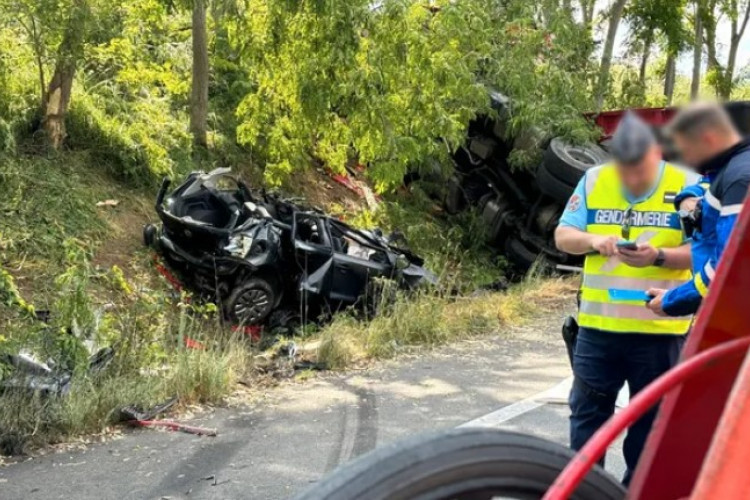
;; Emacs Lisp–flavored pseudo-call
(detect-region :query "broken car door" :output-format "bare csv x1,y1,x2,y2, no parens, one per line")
293,212,334,297
328,221,392,304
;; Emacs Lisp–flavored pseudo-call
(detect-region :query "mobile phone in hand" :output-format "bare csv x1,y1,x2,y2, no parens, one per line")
616,240,638,251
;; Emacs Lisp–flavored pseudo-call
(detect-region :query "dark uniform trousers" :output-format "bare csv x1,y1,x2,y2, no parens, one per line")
569,326,684,486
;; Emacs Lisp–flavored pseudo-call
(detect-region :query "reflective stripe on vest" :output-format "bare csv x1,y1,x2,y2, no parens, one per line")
579,162,697,335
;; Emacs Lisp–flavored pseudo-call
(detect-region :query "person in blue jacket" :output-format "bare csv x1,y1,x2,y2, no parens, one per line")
648,103,750,316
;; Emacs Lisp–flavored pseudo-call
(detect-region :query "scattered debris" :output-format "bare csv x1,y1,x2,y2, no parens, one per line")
129,420,217,437
119,397,217,437
120,397,177,421
95,199,120,208
184,337,205,350
0,346,114,398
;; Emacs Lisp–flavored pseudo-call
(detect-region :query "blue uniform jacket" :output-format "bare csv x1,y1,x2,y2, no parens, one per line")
662,140,750,316
673,176,713,274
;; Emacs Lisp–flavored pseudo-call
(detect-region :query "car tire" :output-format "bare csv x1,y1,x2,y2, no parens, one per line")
226,278,277,326
537,163,576,204
544,137,609,185
293,428,625,500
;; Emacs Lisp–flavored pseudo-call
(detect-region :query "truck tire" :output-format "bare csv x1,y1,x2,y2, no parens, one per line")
544,137,609,185
537,163,576,204
505,236,541,271
293,428,625,500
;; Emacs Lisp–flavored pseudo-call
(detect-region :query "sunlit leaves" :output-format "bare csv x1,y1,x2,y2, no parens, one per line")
234,0,594,191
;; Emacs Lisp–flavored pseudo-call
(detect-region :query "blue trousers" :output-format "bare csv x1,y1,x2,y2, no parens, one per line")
569,327,684,486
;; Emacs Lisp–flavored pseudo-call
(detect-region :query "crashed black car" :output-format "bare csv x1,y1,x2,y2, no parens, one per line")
143,169,436,326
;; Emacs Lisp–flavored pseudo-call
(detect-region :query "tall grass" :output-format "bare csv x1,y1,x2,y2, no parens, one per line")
316,274,577,369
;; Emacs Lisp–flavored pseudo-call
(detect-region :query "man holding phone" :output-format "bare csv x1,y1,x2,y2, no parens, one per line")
554,112,698,485
647,103,750,317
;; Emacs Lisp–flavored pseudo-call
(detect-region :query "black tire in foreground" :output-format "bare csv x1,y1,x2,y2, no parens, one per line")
544,137,609,186
294,428,625,500
226,277,277,325
536,163,576,204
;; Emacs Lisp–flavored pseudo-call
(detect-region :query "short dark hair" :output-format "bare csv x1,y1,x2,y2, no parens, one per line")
668,102,738,138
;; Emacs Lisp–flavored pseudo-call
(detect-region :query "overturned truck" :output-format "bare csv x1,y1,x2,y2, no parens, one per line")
143,169,436,327
445,95,750,272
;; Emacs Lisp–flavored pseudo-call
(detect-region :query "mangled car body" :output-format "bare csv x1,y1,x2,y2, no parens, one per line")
143,169,435,326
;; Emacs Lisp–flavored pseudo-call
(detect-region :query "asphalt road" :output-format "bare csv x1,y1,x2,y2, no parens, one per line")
0,309,626,499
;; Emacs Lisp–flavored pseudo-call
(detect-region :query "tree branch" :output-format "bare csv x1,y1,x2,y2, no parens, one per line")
738,1,750,39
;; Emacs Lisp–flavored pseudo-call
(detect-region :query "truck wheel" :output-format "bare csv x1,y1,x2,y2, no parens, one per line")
505,236,541,271
293,428,625,500
544,137,609,185
226,278,277,326
537,163,576,204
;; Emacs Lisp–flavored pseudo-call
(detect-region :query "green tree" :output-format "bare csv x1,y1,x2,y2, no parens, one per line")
703,0,750,98
623,0,689,105
42,0,91,148
234,0,594,191
595,0,629,111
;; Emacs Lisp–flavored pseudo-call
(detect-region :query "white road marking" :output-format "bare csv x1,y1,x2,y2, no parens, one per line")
458,377,573,428
458,376,629,429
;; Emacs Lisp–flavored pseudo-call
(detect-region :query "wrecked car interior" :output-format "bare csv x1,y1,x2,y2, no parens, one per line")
143,168,436,327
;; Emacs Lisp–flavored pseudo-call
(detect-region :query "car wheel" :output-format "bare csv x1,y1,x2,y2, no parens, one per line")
544,137,609,185
143,224,157,248
537,163,576,204
292,428,625,500
226,278,277,325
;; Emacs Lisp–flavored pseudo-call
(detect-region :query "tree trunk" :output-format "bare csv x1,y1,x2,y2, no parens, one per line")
579,0,595,27
595,0,629,111
721,4,750,99
664,53,676,105
41,0,87,149
42,63,75,149
639,31,653,87
691,2,702,100
190,0,209,150
702,1,719,72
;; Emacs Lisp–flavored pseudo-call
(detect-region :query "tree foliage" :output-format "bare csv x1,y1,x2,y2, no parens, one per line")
234,0,594,191
1,0,750,187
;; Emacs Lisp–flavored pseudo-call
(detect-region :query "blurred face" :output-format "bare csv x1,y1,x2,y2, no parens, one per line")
615,145,663,197
673,130,724,168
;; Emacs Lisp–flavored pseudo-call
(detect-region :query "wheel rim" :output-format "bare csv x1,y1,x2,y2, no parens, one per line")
233,287,271,324
567,147,598,165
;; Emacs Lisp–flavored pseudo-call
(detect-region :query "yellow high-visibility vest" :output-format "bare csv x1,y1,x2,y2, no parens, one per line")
578,162,698,335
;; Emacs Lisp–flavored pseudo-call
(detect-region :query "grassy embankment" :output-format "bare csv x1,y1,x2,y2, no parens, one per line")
0,149,575,454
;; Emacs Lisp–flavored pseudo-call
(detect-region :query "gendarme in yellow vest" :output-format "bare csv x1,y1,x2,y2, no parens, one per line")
579,162,696,335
